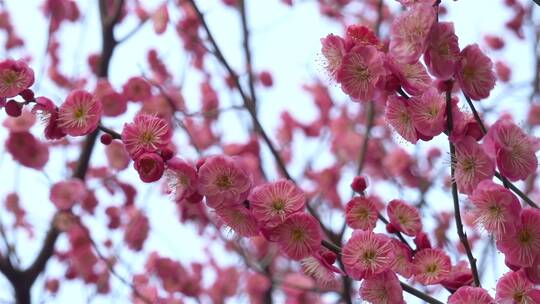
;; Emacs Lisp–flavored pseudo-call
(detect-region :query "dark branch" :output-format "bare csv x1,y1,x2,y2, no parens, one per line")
445,88,481,287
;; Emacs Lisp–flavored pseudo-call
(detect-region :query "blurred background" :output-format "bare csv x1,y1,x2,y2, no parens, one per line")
0,0,538,303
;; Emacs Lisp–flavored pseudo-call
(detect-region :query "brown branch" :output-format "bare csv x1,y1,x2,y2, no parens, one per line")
445,89,481,287
239,0,258,114
400,282,444,304
0,2,126,302
185,0,342,245
98,124,122,139
187,0,289,181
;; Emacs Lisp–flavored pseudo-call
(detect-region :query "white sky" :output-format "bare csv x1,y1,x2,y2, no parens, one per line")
0,0,537,303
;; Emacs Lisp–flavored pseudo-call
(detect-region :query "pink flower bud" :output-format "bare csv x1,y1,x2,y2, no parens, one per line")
350,175,368,193
5,100,22,117
100,133,112,145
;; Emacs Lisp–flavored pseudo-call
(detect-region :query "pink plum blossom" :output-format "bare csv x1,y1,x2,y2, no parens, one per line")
58,89,102,136
248,179,305,227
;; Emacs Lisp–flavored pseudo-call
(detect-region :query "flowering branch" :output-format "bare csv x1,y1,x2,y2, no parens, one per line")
463,94,539,209
445,88,481,287
82,223,152,304
319,240,444,304
186,0,339,243
98,124,121,139
0,1,126,303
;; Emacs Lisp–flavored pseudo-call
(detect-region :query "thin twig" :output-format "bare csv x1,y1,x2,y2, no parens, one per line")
445,88,481,287
83,224,152,304
98,124,122,139
239,0,258,114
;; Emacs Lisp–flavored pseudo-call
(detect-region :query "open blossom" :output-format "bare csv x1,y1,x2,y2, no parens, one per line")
336,45,385,102
122,114,172,158
424,22,460,80
483,118,538,181
58,90,102,136
301,249,342,286
359,270,405,304
497,208,540,268
389,4,436,63
134,153,165,183
495,271,540,304
387,56,431,96
469,180,521,237
214,205,259,237
197,155,252,208
248,179,305,227
390,239,414,278
448,286,495,304
412,248,451,285
0,59,34,98
387,199,422,236
385,95,418,143
345,196,378,231
271,213,322,260
50,179,86,210
455,44,496,100
320,34,346,77
31,96,66,140
342,230,394,280
409,88,446,137
164,158,198,201
441,261,474,292
454,136,495,194
452,116,484,144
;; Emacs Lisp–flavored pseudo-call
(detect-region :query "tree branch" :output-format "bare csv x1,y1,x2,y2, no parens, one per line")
445,88,481,287
1,1,126,302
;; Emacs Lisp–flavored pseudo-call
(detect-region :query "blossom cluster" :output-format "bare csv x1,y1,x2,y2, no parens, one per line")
1,0,540,303
317,1,540,303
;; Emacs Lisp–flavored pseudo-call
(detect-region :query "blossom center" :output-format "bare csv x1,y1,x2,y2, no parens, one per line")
215,175,232,190
513,291,525,302
74,107,86,120
462,66,476,81
1,70,20,86
488,204,503,217
355,207,369,220
426,263,438,274
362,250,376,262
518,229,533,245
354,65,370,81
291,228,305,242
271,198,286,212
140,131,156,144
